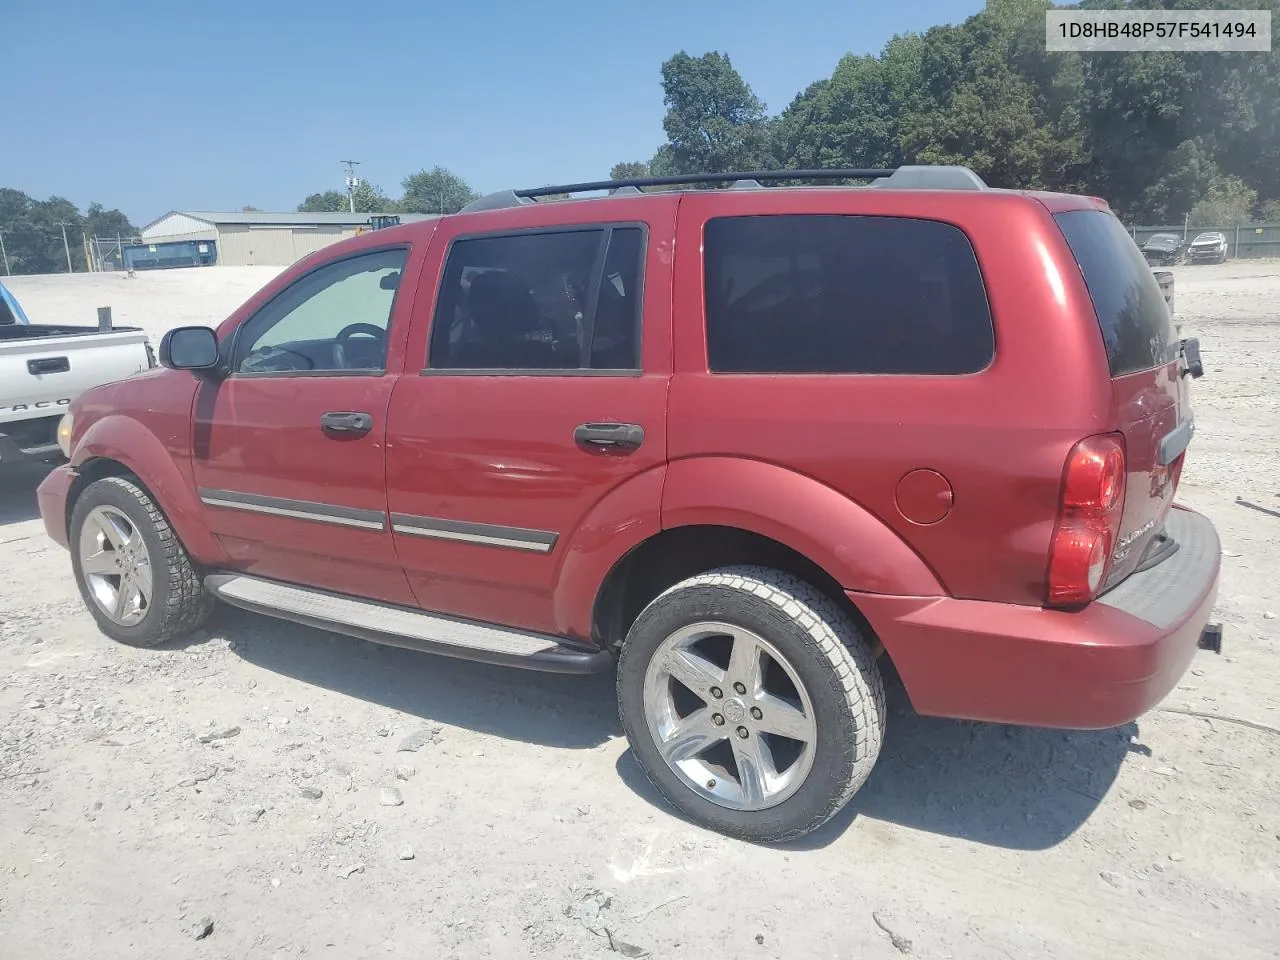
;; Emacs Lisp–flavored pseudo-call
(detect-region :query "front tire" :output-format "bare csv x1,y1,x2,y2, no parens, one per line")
617,566,885,843
69,476,213,647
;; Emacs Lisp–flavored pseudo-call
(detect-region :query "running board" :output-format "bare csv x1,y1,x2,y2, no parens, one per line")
204,573,611,675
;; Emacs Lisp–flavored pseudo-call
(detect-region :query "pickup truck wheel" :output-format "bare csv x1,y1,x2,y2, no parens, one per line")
70,477,213,647
617,565,885,843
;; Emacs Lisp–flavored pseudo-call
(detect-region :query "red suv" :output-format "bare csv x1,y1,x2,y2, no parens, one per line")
37,167,1221,842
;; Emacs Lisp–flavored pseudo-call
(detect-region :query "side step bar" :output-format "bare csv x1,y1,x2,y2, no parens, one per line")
204,573,612,675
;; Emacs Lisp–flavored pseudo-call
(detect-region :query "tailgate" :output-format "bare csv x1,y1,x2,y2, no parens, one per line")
0,327,151,425
1054,210,1191,587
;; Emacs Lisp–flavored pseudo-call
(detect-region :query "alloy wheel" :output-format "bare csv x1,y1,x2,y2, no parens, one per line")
77,505,154,627
642,621,818,811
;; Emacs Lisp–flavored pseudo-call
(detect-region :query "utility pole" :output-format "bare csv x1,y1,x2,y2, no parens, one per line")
56,221,74,273
340,159,362,214
0,232,9,275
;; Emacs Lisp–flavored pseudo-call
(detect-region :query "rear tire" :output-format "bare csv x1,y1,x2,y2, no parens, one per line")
616,565,885,843
69,476,213,647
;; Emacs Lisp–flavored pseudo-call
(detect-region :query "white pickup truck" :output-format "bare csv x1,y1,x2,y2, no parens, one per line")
1,282,155,466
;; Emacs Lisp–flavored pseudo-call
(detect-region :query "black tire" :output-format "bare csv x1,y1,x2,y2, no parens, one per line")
69,476,213,647
617,565,885,843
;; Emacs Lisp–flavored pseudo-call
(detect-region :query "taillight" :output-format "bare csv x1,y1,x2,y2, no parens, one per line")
1046,434,1126,607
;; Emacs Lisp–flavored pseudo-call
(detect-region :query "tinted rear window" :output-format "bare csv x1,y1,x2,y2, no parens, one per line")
1055,210,1178,377
704,215,994,375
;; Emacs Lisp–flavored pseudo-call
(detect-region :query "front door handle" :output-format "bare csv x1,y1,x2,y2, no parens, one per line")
320,411,373,436
574,422,644,451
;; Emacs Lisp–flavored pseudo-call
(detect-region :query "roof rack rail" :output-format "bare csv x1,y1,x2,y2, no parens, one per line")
459,165,986,213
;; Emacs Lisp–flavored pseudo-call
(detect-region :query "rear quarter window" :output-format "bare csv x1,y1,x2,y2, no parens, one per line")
1054,210,1178,377
703,215,994,375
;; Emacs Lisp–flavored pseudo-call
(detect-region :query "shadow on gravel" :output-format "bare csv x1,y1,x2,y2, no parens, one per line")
219,601,1139,847
617,669,1141,852
219,605,621,750
0,462,53,527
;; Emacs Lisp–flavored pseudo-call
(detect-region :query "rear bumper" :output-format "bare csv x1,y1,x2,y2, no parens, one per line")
855,505,1220,729
36,463,76,548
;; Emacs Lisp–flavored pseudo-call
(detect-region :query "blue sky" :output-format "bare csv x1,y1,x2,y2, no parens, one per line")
8,0,983,226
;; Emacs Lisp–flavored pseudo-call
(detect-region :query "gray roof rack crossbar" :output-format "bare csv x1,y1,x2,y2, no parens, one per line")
460,165,985,213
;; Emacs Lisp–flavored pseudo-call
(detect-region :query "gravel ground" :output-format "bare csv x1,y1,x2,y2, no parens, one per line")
1,262,1278,960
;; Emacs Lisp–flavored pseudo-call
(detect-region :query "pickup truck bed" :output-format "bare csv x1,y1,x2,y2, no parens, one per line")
1,324,154,464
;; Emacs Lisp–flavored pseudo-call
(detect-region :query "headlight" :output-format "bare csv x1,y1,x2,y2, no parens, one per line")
56,412,74,458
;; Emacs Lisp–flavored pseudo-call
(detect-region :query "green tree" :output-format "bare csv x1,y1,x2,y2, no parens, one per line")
658,51,770,175
0,190,89,274
1137,139,1221,223
83,202,135,240
610,161,650,181
350,182,396,213
400,167,479,215
1188,176,1257,226
297,190,348,213
298,183,395,214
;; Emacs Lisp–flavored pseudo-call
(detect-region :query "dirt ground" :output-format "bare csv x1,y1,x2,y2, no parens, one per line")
1,262,1278,960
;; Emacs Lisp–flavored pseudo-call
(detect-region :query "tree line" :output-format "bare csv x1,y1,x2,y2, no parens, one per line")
296,166,479,216
610,0,1280,226
6,0,1278,275
305,0,1280,227
0,189,135,276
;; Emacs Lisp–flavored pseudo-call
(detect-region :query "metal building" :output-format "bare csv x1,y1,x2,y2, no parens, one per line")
138,211,434,267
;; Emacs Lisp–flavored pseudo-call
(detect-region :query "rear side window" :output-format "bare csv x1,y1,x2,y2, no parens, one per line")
703,215,994,374
1054,210,1178,376
429,226,644,372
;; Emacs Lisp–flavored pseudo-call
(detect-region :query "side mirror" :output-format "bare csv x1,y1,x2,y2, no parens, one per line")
379,271,401,291
159,326,220,372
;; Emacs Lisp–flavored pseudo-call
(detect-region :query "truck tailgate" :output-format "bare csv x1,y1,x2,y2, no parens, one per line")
0,326,152,424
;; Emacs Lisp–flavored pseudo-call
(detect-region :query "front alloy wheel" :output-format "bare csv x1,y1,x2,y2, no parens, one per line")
69,476,214,647
78,504,154,626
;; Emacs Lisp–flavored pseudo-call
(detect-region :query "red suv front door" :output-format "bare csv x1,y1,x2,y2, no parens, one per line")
190,243,423,606
384,204,675,637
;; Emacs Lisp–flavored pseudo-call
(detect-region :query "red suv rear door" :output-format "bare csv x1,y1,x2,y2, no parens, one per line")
384,202,674,636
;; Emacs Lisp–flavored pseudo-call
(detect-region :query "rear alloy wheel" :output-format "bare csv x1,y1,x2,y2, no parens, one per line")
617,566,885,842
643,622,818,811
70,476,214,647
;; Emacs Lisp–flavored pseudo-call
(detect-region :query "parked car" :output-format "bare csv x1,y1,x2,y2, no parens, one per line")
1,285,155,466
1188,231,1229,264
1141,232,1183,265
37,166,1221,842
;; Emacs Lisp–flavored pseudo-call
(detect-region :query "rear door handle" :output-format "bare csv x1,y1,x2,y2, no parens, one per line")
574,422,644,451
320,411,373,436
28,356,70,375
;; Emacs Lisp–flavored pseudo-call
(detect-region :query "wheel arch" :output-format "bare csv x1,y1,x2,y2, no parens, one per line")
70,415,227,565
590,524,884,656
